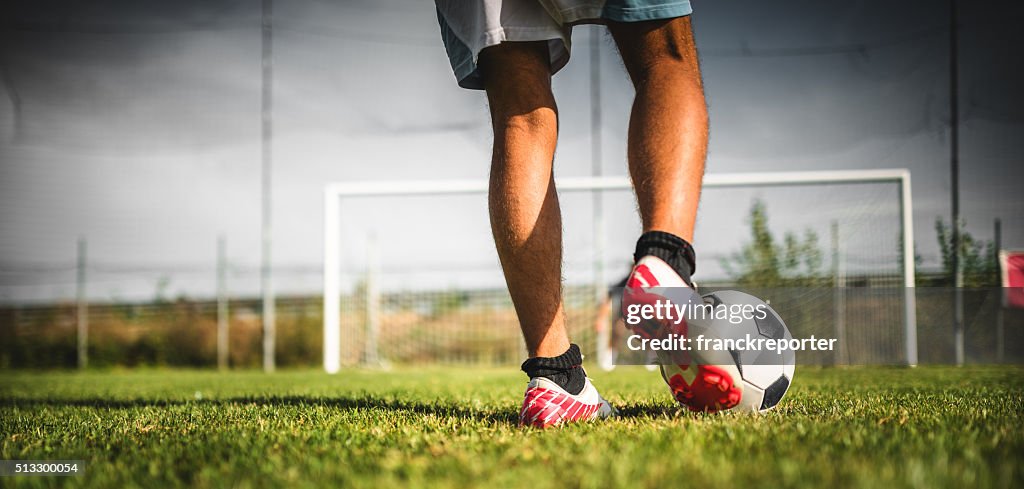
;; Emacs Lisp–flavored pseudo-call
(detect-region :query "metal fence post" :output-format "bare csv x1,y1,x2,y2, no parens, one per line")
217,235,229,370
76,237,88,369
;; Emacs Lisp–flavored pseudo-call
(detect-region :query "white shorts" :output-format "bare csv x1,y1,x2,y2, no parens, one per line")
435,0,693,89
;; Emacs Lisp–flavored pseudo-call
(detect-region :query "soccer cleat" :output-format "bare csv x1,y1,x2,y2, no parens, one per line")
622,255,695,339
660,362,743,413
624,255,743,413
518,376,616,428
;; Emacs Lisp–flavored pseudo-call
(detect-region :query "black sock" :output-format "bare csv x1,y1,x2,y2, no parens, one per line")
633,230,696,286
521,344,586,395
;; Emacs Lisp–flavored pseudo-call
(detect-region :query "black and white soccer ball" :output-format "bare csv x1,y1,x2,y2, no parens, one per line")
693,290,795,413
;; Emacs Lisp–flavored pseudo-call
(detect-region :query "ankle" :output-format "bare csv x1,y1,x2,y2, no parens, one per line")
521,344,586,395
634,230,696,286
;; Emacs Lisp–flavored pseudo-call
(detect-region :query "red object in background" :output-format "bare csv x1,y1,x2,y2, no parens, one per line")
1001,251,1024,309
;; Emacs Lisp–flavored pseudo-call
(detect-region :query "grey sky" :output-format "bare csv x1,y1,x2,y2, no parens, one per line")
0,0,1021,303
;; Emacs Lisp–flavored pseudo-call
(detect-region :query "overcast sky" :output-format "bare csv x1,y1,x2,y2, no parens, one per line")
0,0,1022,303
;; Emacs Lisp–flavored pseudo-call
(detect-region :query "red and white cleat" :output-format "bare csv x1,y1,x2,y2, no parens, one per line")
659,362,743,413
519,377,616,428
623,255,697,340
622,256,695,339
625,255,743,413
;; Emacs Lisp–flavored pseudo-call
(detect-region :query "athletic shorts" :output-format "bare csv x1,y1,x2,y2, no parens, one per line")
435,0,693,90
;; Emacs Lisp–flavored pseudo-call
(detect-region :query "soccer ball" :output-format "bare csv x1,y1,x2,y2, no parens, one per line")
690,290,795,413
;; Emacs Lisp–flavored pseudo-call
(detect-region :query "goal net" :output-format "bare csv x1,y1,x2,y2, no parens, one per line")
322,170,916,372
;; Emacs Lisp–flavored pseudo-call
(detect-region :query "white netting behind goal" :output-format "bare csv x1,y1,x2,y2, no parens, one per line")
326,173,913,367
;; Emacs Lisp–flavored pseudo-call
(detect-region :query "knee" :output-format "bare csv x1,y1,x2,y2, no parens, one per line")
629,55,703,93
493,104,558,141
611,18,702,90
486,76,558,142
484,69,558,139
479,42,558,139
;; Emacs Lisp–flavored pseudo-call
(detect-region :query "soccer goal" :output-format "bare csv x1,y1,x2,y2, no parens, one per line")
323,169,917,372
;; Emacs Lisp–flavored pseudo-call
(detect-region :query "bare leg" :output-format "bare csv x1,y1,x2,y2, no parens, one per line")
480,42,569,358
609,16,708,243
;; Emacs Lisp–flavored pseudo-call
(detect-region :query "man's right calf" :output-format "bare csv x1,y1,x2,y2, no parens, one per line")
609,16,708,243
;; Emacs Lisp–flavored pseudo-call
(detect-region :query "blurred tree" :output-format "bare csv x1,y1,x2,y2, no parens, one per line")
935,218,999,287
430,289,470,318
721,200,825,287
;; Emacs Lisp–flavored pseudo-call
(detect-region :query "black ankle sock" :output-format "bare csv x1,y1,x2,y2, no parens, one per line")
633,231,696,286
521,344,586,395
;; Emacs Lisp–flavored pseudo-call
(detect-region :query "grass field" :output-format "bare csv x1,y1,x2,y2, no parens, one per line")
1,366,1022,488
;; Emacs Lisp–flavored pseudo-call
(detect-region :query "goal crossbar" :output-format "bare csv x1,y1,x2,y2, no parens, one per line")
323,169,917,372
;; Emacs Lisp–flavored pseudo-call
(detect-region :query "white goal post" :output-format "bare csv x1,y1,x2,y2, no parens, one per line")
323,169,917,372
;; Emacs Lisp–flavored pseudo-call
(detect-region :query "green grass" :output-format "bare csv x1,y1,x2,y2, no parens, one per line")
1,366,1022,488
